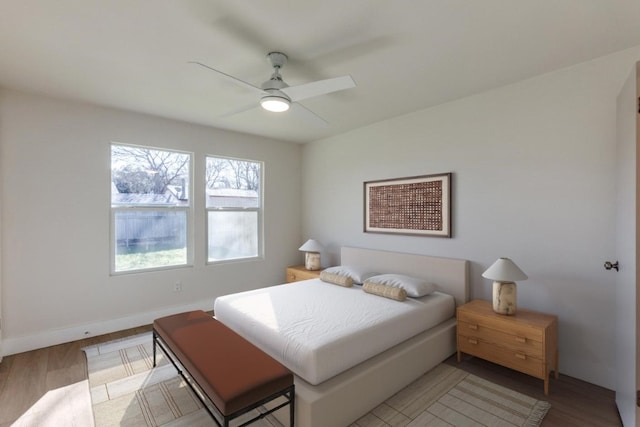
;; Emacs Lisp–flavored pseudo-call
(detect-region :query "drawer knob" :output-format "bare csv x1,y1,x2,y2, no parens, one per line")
468,324,478,330
515,352,527,360
468,338,478,345
515,336,526,344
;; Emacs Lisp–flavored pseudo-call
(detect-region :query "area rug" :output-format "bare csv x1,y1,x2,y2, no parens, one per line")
82,332,277,427
358,363,551,427
83,332,550,427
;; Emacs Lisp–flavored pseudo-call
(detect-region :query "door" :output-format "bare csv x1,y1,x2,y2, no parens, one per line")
615,63,639,426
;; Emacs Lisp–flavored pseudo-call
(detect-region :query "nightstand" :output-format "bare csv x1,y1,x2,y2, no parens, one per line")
286,265,322,283
457,299,559,395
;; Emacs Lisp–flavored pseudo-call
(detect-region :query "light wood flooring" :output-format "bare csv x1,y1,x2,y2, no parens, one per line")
0,325,623,427
0,325,152,427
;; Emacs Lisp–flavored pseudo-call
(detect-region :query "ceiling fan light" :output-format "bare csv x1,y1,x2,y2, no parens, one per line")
260,96,290,112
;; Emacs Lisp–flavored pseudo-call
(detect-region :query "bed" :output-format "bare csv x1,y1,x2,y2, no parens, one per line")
214,247,469,426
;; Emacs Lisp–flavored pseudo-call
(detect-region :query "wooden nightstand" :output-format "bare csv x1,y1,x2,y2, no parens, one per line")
457,299,559,395
286,265,322,283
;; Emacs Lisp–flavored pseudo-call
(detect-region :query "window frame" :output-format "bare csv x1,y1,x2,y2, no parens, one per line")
110,142,194,275
205,154,264,265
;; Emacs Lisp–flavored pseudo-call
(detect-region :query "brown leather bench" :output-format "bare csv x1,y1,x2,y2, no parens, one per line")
153,310,294,427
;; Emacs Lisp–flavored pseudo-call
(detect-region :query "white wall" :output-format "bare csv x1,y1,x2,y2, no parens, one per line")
302,46,640,389
0,90,302,355
0,110,3,362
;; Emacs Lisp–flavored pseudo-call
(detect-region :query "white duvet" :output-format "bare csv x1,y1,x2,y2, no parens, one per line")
213,279,455,385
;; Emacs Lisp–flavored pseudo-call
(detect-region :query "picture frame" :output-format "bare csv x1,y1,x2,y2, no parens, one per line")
364,172,451,237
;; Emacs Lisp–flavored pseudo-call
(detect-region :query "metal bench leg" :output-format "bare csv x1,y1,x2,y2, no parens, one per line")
152,330,157,367
290,388,295,427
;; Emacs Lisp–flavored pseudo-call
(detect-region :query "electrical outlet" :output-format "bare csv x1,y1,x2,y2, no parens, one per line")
174,282,182,292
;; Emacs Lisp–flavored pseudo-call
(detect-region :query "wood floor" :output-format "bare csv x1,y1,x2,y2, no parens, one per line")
0,326,623,427
0,325,153,427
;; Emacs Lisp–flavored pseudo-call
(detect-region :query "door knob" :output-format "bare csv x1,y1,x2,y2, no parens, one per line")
604,261,619,271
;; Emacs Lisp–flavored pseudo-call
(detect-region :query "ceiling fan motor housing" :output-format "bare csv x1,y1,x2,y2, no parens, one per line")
261,78,288,92
262,52,291,106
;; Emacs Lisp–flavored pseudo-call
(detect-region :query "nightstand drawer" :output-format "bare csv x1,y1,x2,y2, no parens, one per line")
458,336,544,378
458,320,542,358
456,300,559,395
458,311,543,342
286,265,321,283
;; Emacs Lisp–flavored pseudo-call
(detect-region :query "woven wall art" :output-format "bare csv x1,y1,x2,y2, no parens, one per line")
364,173,451,237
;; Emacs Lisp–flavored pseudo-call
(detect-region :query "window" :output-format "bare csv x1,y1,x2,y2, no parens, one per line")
206,156,262,263
111,143,192,273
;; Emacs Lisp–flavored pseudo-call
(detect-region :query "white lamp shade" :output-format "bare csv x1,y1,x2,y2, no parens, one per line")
298,239,323,253
482,257,527,282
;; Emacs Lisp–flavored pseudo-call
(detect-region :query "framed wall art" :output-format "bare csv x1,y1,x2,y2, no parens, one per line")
364,172,451,237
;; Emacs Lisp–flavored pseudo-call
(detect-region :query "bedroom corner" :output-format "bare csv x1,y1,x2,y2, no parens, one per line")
301,45,640,391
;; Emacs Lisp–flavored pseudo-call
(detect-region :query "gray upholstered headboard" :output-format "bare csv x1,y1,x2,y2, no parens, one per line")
340,247,469,306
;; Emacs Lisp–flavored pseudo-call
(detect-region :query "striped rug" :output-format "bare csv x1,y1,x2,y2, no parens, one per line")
357,363,550,426
83,333,549,427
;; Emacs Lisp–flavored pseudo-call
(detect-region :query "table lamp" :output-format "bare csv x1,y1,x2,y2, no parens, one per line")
482,257,528,315
298,239,323,270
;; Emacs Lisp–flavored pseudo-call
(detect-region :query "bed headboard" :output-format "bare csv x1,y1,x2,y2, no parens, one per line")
341,247,469,306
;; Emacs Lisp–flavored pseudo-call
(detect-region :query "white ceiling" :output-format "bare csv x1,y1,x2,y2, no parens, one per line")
2,1,640,143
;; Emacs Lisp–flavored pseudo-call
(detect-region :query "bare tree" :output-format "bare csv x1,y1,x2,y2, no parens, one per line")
205,157,230,189
227,160,260,190
112,145,189,194
206,157,260,191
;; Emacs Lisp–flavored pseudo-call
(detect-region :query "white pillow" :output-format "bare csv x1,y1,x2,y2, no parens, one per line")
364,274,435,297
321,265,377,284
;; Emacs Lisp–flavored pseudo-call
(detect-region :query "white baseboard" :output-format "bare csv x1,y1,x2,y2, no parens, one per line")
1,299,213,357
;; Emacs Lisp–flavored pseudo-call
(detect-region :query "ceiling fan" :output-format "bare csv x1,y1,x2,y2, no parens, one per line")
190,52,356,126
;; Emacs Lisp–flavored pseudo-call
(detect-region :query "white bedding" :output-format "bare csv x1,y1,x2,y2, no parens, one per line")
213,279,455,385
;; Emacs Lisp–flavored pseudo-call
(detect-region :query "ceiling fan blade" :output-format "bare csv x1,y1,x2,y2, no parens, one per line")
189,61,266,95
219,102,258,118
281,75,356,102
290,103,329,127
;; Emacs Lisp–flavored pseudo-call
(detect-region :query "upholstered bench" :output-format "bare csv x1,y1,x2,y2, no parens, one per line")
153,310,295,427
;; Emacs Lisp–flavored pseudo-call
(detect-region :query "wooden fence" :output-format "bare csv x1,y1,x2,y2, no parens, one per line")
115,211,186,249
